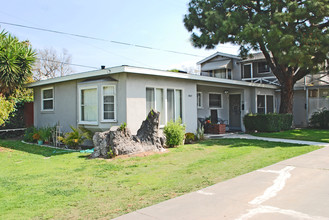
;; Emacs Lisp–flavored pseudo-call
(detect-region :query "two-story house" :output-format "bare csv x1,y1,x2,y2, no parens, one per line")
198,52,329,127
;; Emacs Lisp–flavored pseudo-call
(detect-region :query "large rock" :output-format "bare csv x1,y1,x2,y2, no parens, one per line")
90,110,166,158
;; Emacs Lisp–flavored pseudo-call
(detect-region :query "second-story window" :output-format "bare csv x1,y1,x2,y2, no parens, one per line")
258,62,270,73
214,69,226,78
243,64,252,78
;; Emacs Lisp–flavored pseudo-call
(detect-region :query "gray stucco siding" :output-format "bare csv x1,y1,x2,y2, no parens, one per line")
34,80,78,132
34,74,127,133
76,74,127,132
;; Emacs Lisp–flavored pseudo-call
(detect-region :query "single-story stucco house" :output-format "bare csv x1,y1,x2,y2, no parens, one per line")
27,52,328,134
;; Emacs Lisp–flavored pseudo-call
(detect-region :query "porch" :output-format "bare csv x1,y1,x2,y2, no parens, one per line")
196,84,245,133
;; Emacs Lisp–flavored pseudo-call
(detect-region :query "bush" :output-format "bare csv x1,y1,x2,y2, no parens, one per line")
62,126,90,148
24,126,37,142
0,96,15,126
184,132,195,144
243,113,293,132
309,109,329,129
24,126,55,143
163,119,186,147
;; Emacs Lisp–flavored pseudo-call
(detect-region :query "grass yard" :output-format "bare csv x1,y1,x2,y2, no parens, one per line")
0,139,321,219
253,129,329,143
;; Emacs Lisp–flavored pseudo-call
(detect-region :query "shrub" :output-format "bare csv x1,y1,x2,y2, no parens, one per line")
62,126,90,148
195,126,205,141
0,96,15,126
163,119,186,147
243,113,293,132
38,126,54,142
184,132,195,144
309,108,329,129
24,126,37,142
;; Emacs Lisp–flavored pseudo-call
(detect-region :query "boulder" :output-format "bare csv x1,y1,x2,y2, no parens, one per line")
90,110,166,158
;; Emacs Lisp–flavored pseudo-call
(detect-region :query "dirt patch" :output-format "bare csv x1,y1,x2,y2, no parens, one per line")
114,149,168,159
92,149,169,161
0,147,14,152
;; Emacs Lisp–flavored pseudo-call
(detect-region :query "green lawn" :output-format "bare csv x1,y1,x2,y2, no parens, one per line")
253,129,329,143
0,139,321,219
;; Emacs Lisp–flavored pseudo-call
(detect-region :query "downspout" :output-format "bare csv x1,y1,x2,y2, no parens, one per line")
304,76,309,126
305,88,309,126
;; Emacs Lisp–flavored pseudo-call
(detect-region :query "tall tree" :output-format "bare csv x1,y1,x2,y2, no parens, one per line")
184,0,329,113
0,30,36,97
34,48,73,80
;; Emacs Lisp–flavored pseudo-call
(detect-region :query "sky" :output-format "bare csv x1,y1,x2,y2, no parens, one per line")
1,0,240,73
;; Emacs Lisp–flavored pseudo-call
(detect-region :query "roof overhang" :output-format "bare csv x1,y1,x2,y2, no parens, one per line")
197,52,241,65
26,65,278,90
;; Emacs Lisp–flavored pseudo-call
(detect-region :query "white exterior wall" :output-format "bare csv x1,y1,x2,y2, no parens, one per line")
125,73,198,134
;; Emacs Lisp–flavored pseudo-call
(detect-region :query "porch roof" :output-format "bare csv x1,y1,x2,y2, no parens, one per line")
27,65,278,89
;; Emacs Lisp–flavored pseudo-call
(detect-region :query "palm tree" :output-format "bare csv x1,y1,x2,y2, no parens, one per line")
0,30,36,97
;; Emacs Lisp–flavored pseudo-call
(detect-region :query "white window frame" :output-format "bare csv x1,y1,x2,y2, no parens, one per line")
78,85,98,125
243,63,253,78
256,95,274,114
208,92,223,109
101,85,117,122
41,87,54,111
146,87,166,126
166,88,184,123
197,92,203,108
145,87,184,126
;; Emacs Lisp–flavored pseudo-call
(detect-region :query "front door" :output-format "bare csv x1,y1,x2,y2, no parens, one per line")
229,94,241,130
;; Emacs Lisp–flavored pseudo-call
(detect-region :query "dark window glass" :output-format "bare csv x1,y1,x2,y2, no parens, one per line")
258,62,270,73
267,95,274,113
209,94,222,108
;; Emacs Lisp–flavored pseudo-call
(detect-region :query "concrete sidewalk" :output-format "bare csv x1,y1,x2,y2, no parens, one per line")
114,137,329,220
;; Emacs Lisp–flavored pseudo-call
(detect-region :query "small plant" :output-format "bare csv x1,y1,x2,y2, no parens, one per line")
184,132,195,144
107,148,115,158
119,122,127,131
24,126,37,142
163,119,186,148
38,128,49,142
62,126,90,148
195,126,205,141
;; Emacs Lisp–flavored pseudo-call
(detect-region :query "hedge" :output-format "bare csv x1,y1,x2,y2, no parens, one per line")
243,113,293,132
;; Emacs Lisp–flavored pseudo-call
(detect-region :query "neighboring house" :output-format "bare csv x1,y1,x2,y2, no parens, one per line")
27,63,277,134
238,52,329,127
27,51,327,133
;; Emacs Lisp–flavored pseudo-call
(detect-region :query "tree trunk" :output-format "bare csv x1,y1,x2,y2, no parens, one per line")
279,77,294,114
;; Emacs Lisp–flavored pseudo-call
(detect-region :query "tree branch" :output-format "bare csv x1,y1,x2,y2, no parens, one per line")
293,68,308,83
318,21,329,29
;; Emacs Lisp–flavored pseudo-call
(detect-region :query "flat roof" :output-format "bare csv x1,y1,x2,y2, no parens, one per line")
27,65,278,89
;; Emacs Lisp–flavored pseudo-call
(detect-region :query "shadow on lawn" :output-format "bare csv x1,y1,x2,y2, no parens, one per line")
254,129,329,143
0,140,75,157
198,138,308,148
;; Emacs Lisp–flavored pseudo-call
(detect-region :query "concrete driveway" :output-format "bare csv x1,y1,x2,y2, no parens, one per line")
114,138,329,220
